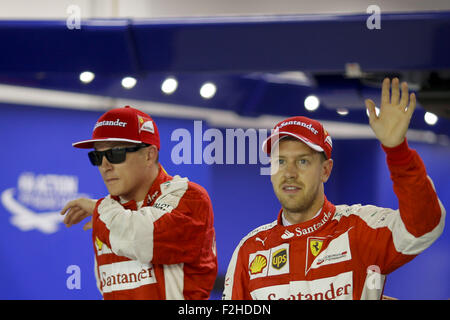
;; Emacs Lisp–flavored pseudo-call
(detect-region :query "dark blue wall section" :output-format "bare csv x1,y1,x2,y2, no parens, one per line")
0,103,448,299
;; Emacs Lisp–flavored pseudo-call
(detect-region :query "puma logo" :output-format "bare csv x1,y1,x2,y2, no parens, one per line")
255,237,267,246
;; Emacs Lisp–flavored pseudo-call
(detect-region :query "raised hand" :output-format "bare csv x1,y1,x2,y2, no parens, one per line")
365,77,416,148
60,198,96,230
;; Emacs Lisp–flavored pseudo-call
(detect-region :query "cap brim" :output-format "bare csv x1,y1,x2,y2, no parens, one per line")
72,138,143,149
262,132,324,155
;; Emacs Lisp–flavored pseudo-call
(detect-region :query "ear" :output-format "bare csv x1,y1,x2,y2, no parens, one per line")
145,145,159,165
321,158,333,183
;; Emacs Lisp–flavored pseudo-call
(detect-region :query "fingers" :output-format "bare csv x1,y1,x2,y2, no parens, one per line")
390,78,400,106
365,99,377,122
63,207,82,226
63,207,90,227
83,220,93,231
382,77,414,112
399,81,409,109
406,92,416,119
61,198,96,229
60,199,77,216
397,80,415,117
61,198,95,216
381,78,390,107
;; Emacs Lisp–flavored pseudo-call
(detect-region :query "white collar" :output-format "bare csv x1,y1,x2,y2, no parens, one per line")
119,197,144,209
282,207,322,226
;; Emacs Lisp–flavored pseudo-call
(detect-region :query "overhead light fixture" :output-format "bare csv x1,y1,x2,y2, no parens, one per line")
200,82,216,99
424,112,438,125
121,77,137,89
79,71,95,84
161,77,178,95
336,108,349,116
304,95,320,111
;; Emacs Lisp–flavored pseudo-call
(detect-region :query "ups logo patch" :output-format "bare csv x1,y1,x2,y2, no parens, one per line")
271,248,287,270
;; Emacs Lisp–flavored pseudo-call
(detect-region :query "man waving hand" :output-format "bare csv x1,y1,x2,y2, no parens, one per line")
223,78,445,300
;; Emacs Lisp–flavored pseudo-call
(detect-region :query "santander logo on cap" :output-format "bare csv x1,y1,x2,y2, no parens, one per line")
93,118,128,131
274,119,319,135
72,106,160,150
263,116,332,159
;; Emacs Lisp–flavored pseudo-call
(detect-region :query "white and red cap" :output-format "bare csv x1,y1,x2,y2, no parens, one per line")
262,116,332,159
72,106,160,150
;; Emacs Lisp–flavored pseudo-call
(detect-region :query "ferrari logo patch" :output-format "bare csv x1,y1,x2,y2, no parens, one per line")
309,239,323,257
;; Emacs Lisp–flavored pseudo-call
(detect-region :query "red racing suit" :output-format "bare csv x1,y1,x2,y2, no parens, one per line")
223,140,445,300
92,164,217,299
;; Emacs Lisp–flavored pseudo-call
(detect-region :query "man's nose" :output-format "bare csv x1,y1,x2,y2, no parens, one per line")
284,162,298,179
99,155,113,171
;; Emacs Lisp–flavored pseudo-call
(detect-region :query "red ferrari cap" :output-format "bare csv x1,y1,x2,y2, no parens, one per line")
262,116,332,159
72,106,160,150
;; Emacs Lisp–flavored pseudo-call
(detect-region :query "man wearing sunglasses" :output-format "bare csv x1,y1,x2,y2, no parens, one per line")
60,106,217,300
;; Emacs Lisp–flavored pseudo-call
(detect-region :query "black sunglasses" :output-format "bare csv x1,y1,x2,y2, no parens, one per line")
88,144,149,166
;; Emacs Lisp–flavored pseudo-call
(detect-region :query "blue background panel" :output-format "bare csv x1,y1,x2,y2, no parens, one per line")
0,103,448,299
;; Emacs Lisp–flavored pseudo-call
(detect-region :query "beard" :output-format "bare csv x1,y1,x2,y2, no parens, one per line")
275,182,320,215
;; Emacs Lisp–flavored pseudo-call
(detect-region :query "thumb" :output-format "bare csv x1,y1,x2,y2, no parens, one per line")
83,219,93,231
365,99,378,123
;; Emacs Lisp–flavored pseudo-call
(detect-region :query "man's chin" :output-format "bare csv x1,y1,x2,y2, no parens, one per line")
279,197,313,214
283,206,309,214
106,188,121,197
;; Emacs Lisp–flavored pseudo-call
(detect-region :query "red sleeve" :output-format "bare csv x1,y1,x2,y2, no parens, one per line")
382,139,442,236
152,186,216,265
354,139,445,274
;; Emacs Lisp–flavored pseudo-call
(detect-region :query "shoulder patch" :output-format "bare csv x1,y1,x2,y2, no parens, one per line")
160,175,189,196
241,220,278,247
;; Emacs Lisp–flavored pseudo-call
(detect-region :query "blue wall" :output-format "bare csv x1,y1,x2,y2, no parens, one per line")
0,103,448,299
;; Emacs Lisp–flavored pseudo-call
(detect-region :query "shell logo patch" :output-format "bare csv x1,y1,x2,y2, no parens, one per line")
249,254,267,275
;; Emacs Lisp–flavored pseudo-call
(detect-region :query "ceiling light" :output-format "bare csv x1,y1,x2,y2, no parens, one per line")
200,82,216,99
424,112,438,125
304,95,320,111
79,71,95,84
121,77,137,89
336,108,349,116
161,77,178,95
